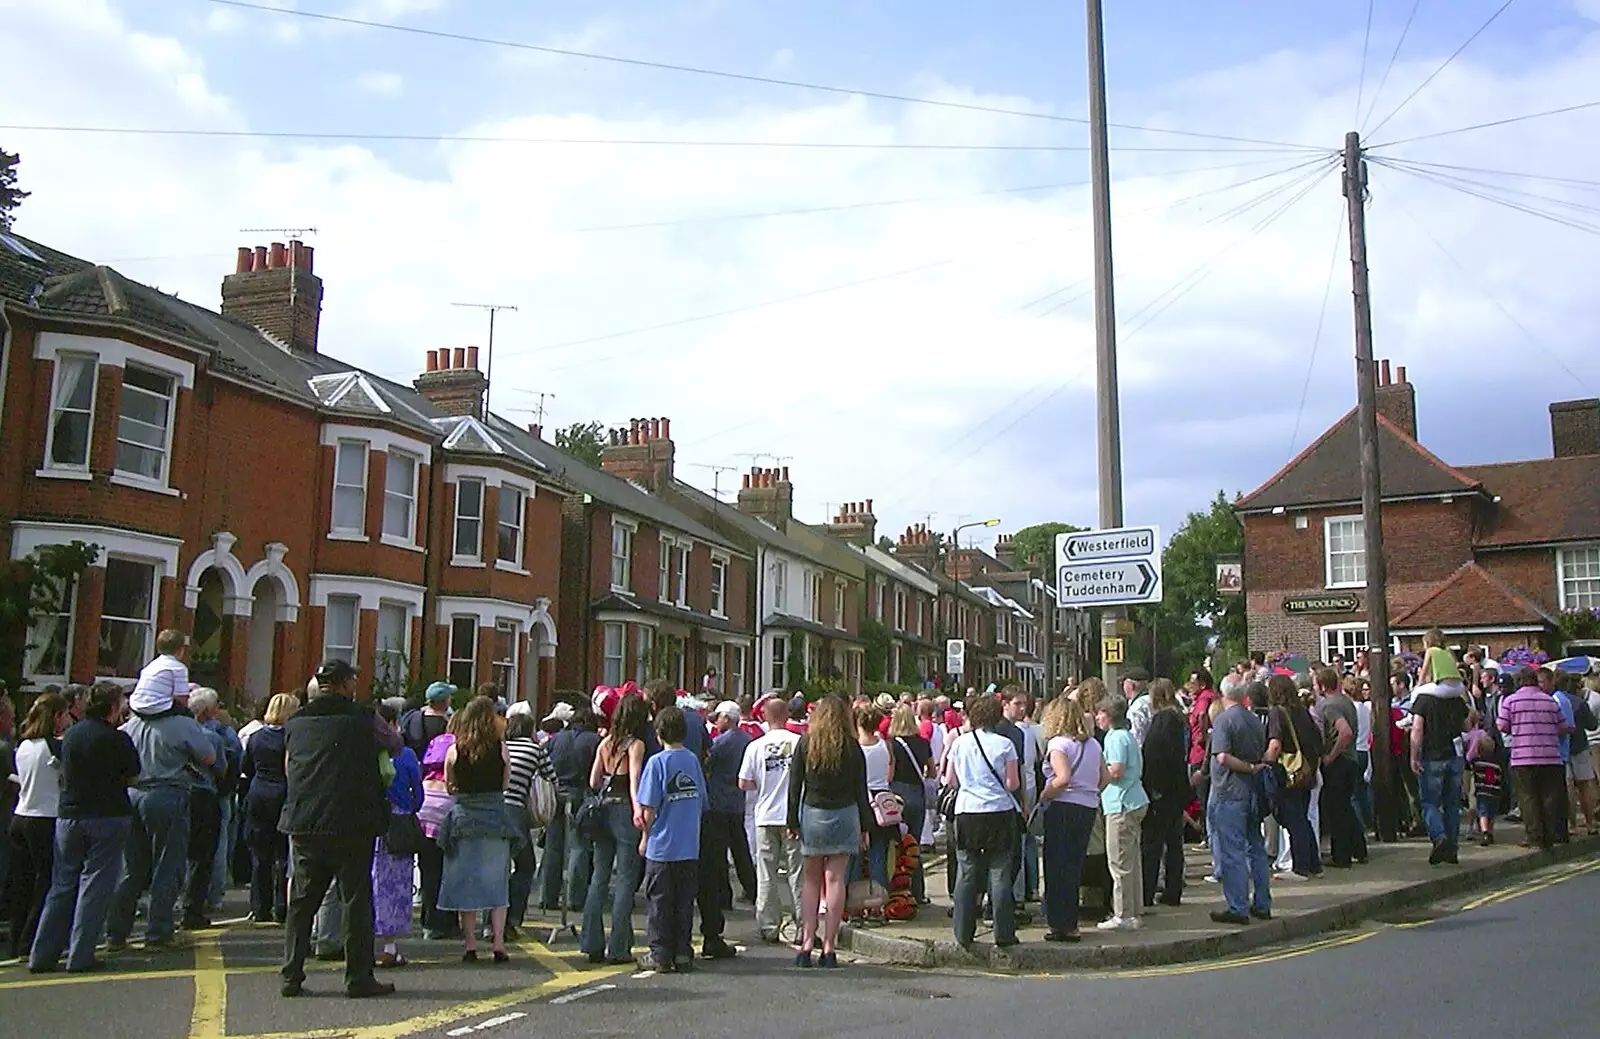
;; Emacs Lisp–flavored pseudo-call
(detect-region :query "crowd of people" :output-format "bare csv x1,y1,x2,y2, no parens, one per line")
1,627,1595,991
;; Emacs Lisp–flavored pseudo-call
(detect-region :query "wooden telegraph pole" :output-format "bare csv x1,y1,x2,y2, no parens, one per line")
1343,131,1396,843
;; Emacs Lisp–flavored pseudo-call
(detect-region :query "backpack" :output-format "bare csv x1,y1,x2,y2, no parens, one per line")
525,770,559,830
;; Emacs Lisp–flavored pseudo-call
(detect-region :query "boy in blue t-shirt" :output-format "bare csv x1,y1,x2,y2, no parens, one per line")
636,706,707,973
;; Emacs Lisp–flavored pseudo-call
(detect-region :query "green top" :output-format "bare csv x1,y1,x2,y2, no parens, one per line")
1425,646,1461,685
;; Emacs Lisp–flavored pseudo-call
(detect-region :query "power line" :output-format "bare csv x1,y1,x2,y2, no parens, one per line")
1375,158,1600,216
1286,210,1347,459
204,0,1327,153
1372,158,1600,236
1366,0,1520,139
1354,0,1376,127
1370,98,1600,149
1361,0,1425,131
0,123,1315,154
1369,157,1600,191
1382,192,1592,394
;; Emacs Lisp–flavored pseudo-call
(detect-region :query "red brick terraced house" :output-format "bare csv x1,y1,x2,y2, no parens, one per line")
891,524,1000,690
1235,361,1600,663
0,232,565,706
824,501,941,687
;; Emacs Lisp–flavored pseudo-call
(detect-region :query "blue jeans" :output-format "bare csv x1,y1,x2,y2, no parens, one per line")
952,812,1017,946
209,796,234,910
1210,796,1271,917
538,794,591,911
1354,750,1374,831
1274,786,1321,876
1013,832,1040,902
847,822,891,895
581,802,641,962
1041,801,1096,935
1419,757,1464,853
30,817,132,971
108,786,191,943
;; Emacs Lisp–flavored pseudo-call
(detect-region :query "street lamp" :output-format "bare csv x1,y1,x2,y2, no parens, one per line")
953,518,1002,553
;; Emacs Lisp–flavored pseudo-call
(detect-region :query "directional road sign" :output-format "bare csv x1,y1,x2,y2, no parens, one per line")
1055,525,1163,607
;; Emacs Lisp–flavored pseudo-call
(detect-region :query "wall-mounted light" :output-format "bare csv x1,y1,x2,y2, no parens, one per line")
1271,506,1286,515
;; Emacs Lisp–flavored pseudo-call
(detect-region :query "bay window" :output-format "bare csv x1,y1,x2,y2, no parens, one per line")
99,557,156,678
323,595,359,665
453,478,484,560
331,441,368,534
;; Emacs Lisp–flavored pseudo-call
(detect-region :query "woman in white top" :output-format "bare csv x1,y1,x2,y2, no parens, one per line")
941,695,1020,948
9,691,70,958
851,705,895,917
1036,695,1102,942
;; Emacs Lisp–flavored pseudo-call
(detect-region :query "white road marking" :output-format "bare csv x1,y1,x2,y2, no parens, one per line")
445,1010,529,1035
549,983,617,1005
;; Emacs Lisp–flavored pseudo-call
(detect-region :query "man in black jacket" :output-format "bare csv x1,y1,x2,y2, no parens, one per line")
279,660,400,999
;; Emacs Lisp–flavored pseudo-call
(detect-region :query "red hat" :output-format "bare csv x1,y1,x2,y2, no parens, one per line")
591,685,622,726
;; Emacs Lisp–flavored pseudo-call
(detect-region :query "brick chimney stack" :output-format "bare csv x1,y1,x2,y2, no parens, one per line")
736,466,794,529
1550,398,1600,458
221,239,323,353
892,523,942,574
826,499,878,547
599,417,676,490
413,347,488,417
1373,357,1418,440
993,533,1020,570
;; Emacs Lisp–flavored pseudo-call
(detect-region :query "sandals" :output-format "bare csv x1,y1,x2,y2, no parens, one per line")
377,952,408,968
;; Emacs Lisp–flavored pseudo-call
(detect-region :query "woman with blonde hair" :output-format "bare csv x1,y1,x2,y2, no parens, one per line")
1036,695,1100,942
437,695,520,963
786,696,870,968
242,692,299,923
887,704,933,905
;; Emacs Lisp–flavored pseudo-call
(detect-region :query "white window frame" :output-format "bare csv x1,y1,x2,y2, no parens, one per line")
323,594,360,665
810,573,823,623
375,600,410,692
611,519,635,593
835,582,846,630
99,556,158,679
603,622,626,687
710,556,728,618
772,560,788,613
675,541,689,608
448,615,477,690
381,449,419,546
113,363,178,491
1557,545,1600,611
894,587,907,632
495,484,527,572
493,618,520,696
635,624,654,684
25,573,76,684
874,581,885,622
331,440,369,538
659,534,671,602
453,477,484,564
915,597,925,638
43,352,98,474
1320,623,1401,665
770,634,787,689
728,644,745,699
1324,515,1366,589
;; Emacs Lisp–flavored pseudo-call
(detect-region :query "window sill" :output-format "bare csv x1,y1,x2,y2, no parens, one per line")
711,610,727,620
450,557,486,569
109,471,180,497
1325,581,1366,591
34,467,92,482
610,585,635,597
327,530,369,543
380,534,426,554
494,560,531,576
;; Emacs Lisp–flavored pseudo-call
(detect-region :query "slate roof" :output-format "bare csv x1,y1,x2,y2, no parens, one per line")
1459,456,1600,548
1237,410,1483,512
591,592,743,633
1391,562,1558,630
665,480,834,570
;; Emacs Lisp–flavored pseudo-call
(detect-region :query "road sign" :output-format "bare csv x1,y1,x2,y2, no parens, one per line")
1055,525,1163,607
1103,638,1125,665
945,639,965,674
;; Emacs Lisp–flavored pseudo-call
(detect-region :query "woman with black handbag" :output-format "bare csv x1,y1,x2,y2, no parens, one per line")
579,694,648,966
372,702,424,967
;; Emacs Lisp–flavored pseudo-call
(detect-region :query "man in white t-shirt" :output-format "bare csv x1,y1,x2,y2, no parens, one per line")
130,629,191,716
737,697,803,942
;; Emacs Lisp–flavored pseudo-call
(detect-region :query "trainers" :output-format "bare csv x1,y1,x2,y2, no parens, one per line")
701,939,738,960
1249,907,1273,921
1095,916,1141,932
1209,910,1250,925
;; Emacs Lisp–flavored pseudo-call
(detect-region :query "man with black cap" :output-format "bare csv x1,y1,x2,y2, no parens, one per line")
279,659,400,999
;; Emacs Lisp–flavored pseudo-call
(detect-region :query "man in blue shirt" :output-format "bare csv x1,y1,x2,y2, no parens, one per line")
637,707,706,974
697,702,752,959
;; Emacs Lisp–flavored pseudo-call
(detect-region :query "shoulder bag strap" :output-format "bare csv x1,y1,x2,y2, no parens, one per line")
971,730,1022,812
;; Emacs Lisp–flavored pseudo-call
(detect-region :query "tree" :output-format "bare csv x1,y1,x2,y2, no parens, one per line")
0,148,27,232
555,420,605,467
1132,490,1245,678
1009,521,1086,571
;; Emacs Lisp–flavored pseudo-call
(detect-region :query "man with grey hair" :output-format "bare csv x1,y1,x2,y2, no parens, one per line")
180,688,237,930
1124,668,1153,744
1207,678,1272,925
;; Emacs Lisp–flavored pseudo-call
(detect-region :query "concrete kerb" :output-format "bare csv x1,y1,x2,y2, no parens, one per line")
841,835,1600,972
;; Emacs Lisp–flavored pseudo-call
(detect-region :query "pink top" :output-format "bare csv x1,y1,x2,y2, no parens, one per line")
1497,687,1565,767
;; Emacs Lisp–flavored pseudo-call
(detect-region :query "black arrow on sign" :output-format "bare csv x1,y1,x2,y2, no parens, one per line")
1136,560,1158,598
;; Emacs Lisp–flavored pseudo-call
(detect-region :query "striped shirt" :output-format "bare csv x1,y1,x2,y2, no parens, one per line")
1497,687,1565,767
503,736,556,812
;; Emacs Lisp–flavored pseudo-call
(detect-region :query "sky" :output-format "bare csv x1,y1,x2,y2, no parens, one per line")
4,0,1598,556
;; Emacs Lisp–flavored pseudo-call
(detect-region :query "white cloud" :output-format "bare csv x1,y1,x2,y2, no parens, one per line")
3,1,1597,547
353,70,404,96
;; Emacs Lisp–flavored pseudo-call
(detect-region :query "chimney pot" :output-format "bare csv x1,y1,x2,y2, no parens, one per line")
253,245,268,270
660,417,670,440
235,247,253,273
268,242,287,268
1396,365,1406,384
289,240,306,270
453,347,467,369
780,466,790,483
529,423,542,439
466,345,480,370
648,418,660,441
865,498,873,514
1380,359,1391,386
742,474,751,490
302,245,314,273
425,350,439,373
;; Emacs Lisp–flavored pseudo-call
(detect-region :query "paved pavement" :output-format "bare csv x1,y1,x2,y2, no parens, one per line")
848,825,1600,969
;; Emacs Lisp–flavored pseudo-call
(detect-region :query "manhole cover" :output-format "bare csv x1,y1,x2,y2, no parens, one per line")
894,987,953,1000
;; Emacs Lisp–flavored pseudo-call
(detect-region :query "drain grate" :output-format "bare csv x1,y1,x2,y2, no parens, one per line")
893,987,954,1000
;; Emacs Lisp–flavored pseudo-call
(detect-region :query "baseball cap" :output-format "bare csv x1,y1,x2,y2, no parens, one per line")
316,659,358,685
424,680,456,703
713,700,741,723
543,702,575,724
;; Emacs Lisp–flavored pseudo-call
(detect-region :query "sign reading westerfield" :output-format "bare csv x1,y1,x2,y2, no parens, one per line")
1055,525,1163,607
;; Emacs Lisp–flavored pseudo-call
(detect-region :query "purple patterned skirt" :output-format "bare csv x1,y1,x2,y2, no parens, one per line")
372,837,415,939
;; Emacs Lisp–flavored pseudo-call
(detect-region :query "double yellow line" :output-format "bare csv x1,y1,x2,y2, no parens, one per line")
1460,859,1600,913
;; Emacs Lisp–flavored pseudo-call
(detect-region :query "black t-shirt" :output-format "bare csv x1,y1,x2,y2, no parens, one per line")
58,717,141,819
1411,695,1468,761
1267,706,1324,761
890,733,932,784
549,726,601,791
